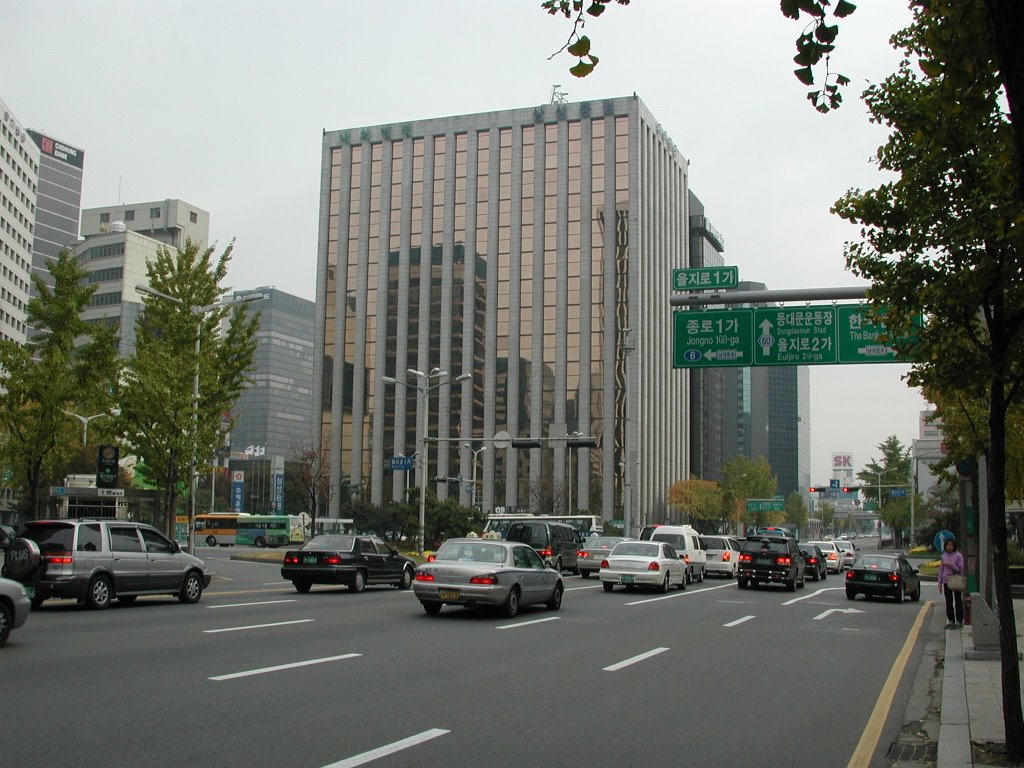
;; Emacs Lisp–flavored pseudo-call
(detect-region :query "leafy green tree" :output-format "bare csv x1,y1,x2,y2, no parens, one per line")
855,437,912,544
721,455,778,532
785,491,808,535
818,501,837,535
117,240,259,538
834,5,1024,752
667,477,723,532
0,252,119,518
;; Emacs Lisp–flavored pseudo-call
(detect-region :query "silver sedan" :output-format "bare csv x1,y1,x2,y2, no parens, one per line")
577,536,633,578
0,576,31,646
413,538,564,618
599,541,687,593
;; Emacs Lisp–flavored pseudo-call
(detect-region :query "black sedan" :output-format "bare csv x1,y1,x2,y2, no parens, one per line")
799,544,828,582
281,535,416,593
845,553,921,603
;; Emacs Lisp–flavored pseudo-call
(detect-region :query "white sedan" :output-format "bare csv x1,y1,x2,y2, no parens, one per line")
599,541,687,593
808,540,845,573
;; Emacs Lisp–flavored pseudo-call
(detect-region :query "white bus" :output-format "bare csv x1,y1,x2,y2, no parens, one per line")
482,513,604,539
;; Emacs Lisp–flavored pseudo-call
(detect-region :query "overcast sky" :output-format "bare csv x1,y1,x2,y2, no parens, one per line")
3,0,929,485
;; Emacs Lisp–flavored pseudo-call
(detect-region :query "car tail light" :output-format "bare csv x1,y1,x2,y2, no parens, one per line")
846,571,855,580
828,553,837,560
739,553,753,563
324,554,342,565
578,551,588,558
888,573,899,582
600,559,609,569
648,561,661,571
470,574,498,585
682,554,690,563
721,552,732,562
415,572,435,582
45,555,73,565
777,556,792,566
807,557,818,565
284,554,299,564
538,547,553,557
427,554,437,562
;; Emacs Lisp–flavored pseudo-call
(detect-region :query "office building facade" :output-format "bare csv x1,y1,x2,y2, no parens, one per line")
228,288,316,460
313,96,689,524
81,199,209,248
27,129,84,289
0,97,38,345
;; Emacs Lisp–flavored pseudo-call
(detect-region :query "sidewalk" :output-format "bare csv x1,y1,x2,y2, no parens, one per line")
935,596,1024,767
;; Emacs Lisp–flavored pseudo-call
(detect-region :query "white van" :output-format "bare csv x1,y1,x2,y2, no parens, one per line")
639,525,707,584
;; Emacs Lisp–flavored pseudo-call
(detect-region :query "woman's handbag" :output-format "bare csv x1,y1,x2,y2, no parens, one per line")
947,574,967,592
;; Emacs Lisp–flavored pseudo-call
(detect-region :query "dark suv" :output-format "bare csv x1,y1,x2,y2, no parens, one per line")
506,521,581,574
737,535,806,591
1,519,212,609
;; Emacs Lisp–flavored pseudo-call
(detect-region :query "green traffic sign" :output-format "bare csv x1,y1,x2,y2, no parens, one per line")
745,498,785,513
673,308,753,368
754,307,838,365
836,305,913,363
672,266,739,292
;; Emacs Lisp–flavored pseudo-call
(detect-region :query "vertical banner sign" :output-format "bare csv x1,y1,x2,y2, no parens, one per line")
231,471,245,514
96,445,119,488
272,455,285,514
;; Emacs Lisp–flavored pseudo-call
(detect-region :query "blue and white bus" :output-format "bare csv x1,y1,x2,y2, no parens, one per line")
482,513,603,539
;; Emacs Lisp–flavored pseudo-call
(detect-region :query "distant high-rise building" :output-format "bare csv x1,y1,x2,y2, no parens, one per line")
313,95,689,525
81,199,209,249
0,97,38,345
26,129,84,290
70,199,210,357
227,288,316,462
688,191,727,483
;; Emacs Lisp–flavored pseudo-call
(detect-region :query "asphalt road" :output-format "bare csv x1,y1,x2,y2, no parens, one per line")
0,542,931,768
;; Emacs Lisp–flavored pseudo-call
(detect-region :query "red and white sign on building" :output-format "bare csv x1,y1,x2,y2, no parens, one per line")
831,452,854,480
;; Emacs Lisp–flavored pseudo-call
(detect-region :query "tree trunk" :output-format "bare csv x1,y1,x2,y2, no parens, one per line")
989,378,1024,760
985,0,1024,204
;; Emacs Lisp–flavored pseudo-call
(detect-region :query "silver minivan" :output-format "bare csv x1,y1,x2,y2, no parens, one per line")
1,519,212,609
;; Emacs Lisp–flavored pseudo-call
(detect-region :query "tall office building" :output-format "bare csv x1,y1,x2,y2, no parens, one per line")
767,365,810,497
71,199,210,357
228,288,316,460
0,97,38,345
26,129,84,289
688,191,727,483
314,95,689,524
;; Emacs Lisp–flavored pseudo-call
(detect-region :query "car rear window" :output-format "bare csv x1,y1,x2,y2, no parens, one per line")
585,537,622,550
858,556,897,570
651,533,686,549
434,542,507,563
23,522,75,554
303,535,355,552
702,537,726,549
507,524,546,546
612,542,661,558
740,540,790,554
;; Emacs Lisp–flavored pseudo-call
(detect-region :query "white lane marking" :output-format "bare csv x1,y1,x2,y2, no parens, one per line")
209,653,361,681
603,647,670,671
782,586,845,605
207,599,297,609
263,581,291,586
625,581,736,605
204,619,314,634
566,584,603,591
813,607,864,621
495,616,562,630
724,615,756,627
321,729,450,768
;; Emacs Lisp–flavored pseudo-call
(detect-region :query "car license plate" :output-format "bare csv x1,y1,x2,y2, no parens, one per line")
756,557,772,565
24,585,35,599
620,574,635,585
303,555,318,564
864,573,878,582
438,589,460,600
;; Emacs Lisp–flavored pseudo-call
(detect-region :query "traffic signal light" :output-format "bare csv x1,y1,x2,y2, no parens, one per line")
842,485,863,493
566,435,597,448
512,438,543,449
808,486,827,493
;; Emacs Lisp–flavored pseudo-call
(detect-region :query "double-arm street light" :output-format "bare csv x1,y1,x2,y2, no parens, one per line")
136,284,267,554
61,410,111,446
382,368,471,554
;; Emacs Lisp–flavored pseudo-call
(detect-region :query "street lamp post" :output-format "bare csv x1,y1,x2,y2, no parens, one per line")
383,368,471,554
464,443,487,510
61,410,110,446
136,284,266,554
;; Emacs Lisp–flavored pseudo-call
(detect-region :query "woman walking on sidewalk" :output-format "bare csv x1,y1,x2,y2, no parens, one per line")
938,537,965,628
